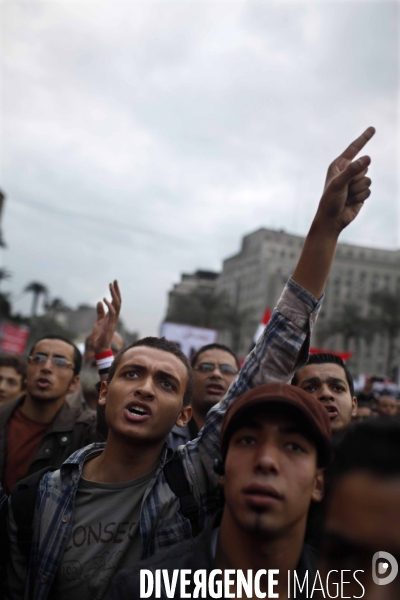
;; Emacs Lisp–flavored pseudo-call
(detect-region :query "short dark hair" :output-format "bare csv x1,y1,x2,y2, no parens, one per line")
330,419,400,483
357,400,372,409
191,343,240,370
0,353,27,382
291,353,354,397
30,335,82,376
107,336,193,406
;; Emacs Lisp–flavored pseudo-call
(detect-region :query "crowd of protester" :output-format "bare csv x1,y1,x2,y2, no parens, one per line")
1,126,399,600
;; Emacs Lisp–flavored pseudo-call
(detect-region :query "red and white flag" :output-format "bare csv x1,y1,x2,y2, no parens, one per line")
253,308,272,344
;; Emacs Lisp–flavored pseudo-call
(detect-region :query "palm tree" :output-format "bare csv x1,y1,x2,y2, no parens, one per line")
24,281,49,317
318,303,373,352
368,290,400,375
166,287,256,353
0,293,12,319
44,297,69,318
0,268,11,290
166,288,231,329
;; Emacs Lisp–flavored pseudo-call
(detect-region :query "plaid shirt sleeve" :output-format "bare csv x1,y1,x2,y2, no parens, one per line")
180,276,323,489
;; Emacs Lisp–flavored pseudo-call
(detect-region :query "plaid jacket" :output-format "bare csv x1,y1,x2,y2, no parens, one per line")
7,277,322,600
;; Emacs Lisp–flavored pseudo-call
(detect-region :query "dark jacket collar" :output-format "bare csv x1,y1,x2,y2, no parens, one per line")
0,395,25,426
0,394,90,433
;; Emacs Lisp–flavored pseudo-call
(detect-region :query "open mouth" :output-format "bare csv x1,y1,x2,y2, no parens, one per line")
206,384,225,395
124,403,151,423
37,378,51,389
128,405,148,416
324,405,338,419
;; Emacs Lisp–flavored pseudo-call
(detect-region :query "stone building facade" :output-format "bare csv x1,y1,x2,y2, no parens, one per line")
166,270,219,317
215,228,400,377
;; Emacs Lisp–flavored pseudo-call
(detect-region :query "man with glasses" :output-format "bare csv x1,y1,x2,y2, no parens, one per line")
0,335,96,494
168,344,239,450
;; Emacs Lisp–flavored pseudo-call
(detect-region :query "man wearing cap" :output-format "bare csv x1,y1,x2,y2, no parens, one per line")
107,383,331,600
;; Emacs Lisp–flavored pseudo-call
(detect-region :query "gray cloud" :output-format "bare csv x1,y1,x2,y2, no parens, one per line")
1,0,398,335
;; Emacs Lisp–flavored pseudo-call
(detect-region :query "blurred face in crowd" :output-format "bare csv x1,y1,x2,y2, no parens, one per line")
27,339,79,403
220,412,324,539
378,396,398,418
110,332,124,356
352,405,372,424
294,363,357,432
321,472,400,600
99,346,191,446
191,349,238,421
85,332,124,366
0,366,24,404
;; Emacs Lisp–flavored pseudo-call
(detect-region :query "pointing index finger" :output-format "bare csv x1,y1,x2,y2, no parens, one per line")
338,126,376,162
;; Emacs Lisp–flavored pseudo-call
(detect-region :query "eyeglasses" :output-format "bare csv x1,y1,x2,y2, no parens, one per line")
194,362,238,375
29,353,73,370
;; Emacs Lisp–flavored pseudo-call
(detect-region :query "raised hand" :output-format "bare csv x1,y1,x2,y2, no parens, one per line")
315,126,375,234
91,280,122,354
292,126,376,299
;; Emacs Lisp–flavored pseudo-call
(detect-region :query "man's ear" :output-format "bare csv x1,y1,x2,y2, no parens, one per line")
175,406,192,428
68,375,80,394
99,381,108,406
351,396,358,417
312,468,325,503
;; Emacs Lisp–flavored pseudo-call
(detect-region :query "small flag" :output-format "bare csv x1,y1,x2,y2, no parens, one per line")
253,308,272,344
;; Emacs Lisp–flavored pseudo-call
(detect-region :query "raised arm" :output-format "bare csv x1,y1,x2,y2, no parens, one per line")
183,127,375,483
293,126,375,298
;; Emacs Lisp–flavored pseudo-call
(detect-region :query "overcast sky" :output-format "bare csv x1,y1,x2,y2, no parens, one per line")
1,0,399,336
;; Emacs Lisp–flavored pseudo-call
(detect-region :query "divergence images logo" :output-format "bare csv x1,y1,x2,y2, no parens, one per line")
372,551,398,586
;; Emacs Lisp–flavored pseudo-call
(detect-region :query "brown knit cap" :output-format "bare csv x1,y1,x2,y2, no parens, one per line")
220,382,332,466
